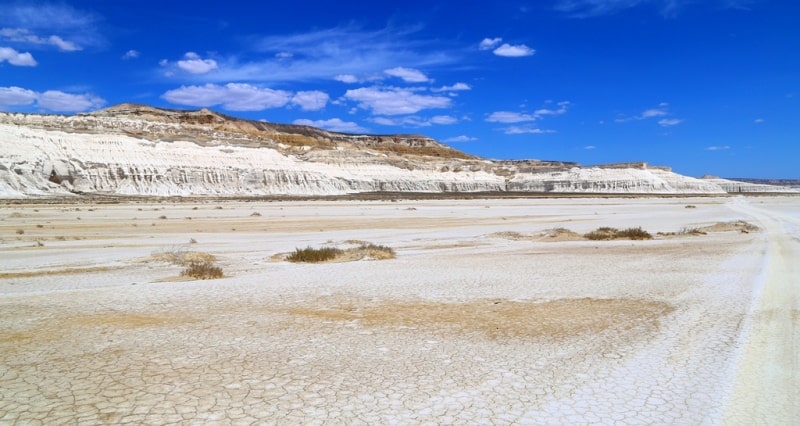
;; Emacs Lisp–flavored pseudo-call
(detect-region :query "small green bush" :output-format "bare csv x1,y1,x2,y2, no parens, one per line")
181,262,223,279
287,246,343,263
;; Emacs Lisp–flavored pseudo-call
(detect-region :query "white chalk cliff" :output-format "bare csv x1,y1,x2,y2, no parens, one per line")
0,104,792,197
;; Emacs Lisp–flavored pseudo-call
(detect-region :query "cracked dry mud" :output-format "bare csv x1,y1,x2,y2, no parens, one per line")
1,196,798,424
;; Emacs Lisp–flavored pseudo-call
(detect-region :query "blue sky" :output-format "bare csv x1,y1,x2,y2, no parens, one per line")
0,1,797,178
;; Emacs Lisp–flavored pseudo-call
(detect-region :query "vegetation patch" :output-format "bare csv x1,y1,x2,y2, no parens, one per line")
286,241,396,263
149,247,217,265
287,246,342,263
180,262,223,280
584,226,653,241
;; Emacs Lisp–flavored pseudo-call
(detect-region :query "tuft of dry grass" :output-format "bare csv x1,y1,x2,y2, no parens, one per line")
180,262,223,280
585,226,653,241
287,246,342,263
150,247,217,266
286,242,396,263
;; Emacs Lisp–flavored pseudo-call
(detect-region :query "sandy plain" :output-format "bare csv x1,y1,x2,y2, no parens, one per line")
1,195,798,424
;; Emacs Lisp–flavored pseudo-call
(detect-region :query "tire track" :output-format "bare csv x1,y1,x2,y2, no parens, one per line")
723,198,799,423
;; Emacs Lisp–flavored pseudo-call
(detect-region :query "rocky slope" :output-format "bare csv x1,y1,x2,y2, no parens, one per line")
0,104,793,197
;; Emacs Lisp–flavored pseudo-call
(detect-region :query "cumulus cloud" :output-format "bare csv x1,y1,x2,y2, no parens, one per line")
0,28,81,51
384,66,430,83
493,43,536,57
0,86,37,108
293,118,367,133
290,90,329,111
0,46,36,66
162,83,292,111
479,37,502,50
444,135,477,143
37,90,105,111
0,86,104,112
122,50,140,60
344,86,451,115
334,74,358,83
177,52,218,74
432,82,471,92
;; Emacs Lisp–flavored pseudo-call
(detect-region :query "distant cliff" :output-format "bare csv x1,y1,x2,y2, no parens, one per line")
0,104,794,198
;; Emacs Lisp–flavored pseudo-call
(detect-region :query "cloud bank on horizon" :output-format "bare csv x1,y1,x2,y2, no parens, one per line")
0,0,796,178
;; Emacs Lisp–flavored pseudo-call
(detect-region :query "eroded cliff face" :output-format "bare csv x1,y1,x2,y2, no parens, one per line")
0,105,789,198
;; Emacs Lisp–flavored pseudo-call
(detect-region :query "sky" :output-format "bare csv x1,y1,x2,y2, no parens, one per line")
0,1,797,178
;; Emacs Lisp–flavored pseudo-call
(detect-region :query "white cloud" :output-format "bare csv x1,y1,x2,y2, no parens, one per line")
493,43,535,57
584,145,596,150
0,86,37,108
432,82,471,92
616,103,680,124
0,28,81,51
0,86,104,112
444,135,477,143
479,37,502,50
159,59,169,67
162,83,292,111
122,50,140,60
290,90,329,111
169,26,458,84
37,90,105,111
430,115,457,125
0,46,36,66
487,102,569,123
334,74,358,83
372,115,456,127
344,86,451,115
503,126,555,135
641,108,668,118
706,145,730,151
275,51,293,59
486,111,537,123
754,118,764,123
554,0,749,18
658,118,683,127
293,118,367,133
384,66,429,83
177,52,218,74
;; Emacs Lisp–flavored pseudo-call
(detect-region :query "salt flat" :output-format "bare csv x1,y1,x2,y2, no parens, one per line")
1,196,798,424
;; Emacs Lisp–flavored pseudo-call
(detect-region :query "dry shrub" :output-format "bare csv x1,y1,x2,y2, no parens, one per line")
585,226,652,240
615,227,653,240
584,227,618,240
151,247,217,266
180,262,223,280
15,229,24,235
678,227,707,236
287,246,342,263
353,243,396,260
286,242,396,263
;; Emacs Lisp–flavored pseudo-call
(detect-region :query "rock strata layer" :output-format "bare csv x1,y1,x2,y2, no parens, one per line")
0,105,793,197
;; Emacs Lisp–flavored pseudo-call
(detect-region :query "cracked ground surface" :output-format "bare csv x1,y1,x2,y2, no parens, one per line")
1,196,798,424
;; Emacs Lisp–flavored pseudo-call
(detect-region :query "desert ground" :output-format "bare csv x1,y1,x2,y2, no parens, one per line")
1,195,798,424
